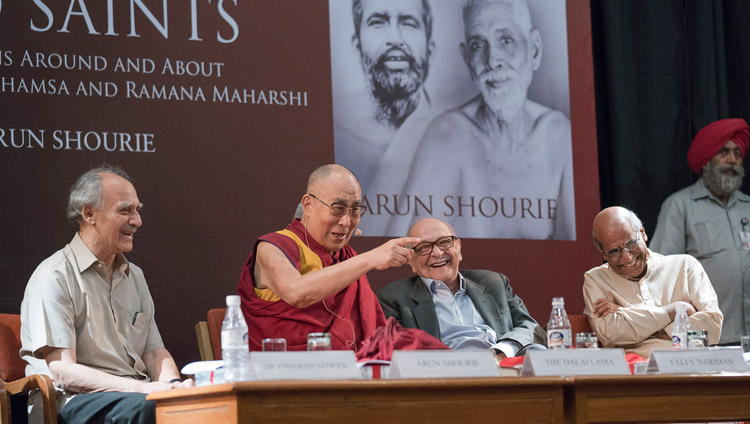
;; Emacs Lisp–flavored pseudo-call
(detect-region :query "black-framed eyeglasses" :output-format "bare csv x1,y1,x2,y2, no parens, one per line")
412,236,457,256
604,232,640,261
308,193,367,218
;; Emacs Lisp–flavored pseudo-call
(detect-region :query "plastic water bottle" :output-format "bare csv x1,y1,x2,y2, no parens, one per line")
221,295,249,381
547,297,572,349
671,302,691,350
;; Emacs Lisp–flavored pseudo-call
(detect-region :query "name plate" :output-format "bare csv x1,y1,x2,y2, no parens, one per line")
647,348,748,374
388,350,499,379
249,351,360,380
521,349,630,376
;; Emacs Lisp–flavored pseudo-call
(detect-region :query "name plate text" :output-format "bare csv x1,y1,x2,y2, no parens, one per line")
388,350,499,379
249,351,360,380
647,348,748,374
522,348,630,376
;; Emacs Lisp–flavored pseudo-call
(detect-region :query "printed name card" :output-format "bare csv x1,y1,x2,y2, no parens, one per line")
388,350,500,379
521,349,630,376
647,348,748,374
249,351,360,380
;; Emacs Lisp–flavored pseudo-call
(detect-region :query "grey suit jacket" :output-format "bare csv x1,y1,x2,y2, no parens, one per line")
376,269,546,350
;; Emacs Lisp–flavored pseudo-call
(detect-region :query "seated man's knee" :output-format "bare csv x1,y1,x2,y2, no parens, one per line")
59,392,155,424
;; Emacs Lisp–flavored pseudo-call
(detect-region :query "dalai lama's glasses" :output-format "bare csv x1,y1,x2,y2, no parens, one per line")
308,193,367,218
412,236,457,256
604,232,640,261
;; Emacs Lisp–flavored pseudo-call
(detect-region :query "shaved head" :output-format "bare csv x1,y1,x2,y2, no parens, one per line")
408,217,456,238
592,207,642,250
306,164,358,193
592,206,649,279
302,164,362,253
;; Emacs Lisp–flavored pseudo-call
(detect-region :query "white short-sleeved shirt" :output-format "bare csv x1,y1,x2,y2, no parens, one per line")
20,233,164,381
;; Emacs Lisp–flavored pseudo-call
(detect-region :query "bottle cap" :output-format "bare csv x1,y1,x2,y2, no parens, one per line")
226,295,240,306
676,302,687,312
552,296,564,305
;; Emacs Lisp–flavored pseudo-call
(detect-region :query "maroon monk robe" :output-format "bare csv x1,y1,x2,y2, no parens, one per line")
238,219,386,351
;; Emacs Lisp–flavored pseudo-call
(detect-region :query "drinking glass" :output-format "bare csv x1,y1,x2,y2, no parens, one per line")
307,332,331,351
262,338,287,352
575,332,599,349
742,335,750,353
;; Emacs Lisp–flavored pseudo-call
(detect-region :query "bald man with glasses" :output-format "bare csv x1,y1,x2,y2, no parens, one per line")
238,164,419,352
583,207,723,357
377,218,546,359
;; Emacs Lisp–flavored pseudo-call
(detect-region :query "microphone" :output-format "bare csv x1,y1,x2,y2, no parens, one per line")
354,228,362,236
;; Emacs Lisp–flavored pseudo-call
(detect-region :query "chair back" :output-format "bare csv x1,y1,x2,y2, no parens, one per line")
568,313,593,337
206,308,226,360
0,313,27,382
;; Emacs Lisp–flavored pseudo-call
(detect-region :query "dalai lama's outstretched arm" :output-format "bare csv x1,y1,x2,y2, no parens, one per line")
254,236,420,309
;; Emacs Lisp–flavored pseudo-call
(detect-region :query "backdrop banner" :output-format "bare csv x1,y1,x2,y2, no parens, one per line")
0,0,600,366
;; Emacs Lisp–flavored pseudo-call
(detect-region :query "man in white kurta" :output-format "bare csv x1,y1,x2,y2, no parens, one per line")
582,207,723,358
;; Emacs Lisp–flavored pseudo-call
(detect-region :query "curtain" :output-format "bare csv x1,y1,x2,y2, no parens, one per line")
591,0,750,235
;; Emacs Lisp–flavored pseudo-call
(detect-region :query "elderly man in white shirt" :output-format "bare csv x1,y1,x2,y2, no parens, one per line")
20,165,192,424
583,206,723,358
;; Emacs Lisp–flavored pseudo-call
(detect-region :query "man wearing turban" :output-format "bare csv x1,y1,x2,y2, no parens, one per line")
651,118,750,344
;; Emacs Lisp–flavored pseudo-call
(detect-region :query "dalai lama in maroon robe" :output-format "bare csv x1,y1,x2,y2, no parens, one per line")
238,164,420,351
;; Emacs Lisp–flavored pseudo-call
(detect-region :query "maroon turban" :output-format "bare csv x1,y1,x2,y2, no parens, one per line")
687,118,749,174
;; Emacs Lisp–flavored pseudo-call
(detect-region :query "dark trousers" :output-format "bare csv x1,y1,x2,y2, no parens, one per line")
57,392,155,424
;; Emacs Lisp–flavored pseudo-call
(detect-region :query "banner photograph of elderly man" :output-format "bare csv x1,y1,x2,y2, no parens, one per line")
329,0,575,240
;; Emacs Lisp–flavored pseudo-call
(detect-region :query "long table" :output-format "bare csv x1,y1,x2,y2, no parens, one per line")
147,377,567,424
147,374,750,424
567,373,750,423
